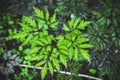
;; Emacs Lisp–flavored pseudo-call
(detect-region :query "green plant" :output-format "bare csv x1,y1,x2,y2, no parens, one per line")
88,1,120,79
86,0,120,51
14,68,37,80
12,7,92,80
56,0,89,19
0,13,14,55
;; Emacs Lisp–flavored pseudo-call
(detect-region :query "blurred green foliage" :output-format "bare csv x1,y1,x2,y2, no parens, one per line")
0,0,120,80
14,68,37,80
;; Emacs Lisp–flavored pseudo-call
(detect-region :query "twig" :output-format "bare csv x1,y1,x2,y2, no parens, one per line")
18,64,102,80
3,41,7,50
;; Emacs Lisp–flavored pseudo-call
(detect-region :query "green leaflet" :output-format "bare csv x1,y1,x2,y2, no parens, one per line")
68,18,75,29
51,51,59,58
50,13,56,23
92,10,102,18
89,68,96,74
37,20,43,29
13,32,27,39
18,46,23,51
50,21,58,29
8,20,14,25
43,24,48,29
31,55,44,61
72,29,81,35
19,23,32,31
69,47,74,60
72,36,76,41
56,35,64,42
46,46,51,52
73,18,80,28
80,49,91,62
29,18,36,27
29,47,41,54
53,59,60,71
58,45,67,51
41,64,47,80
60,54,67,68
43,30,48,36
63,23,70,31
65,34,71,40
52,48,57,53
34,41,45,46
75,37,88,44
79,44,94,48
39,47,46,55
22,16,36,27
40,38,48,44
59,50,68,55
33,7,44,19
46,9,49,21
48,62,54,75
35,60,46,67
78,20,91,30
22,34,32,46
74,47,79,61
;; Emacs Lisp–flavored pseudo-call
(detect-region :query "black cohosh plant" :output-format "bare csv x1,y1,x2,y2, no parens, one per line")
12,7,93,80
